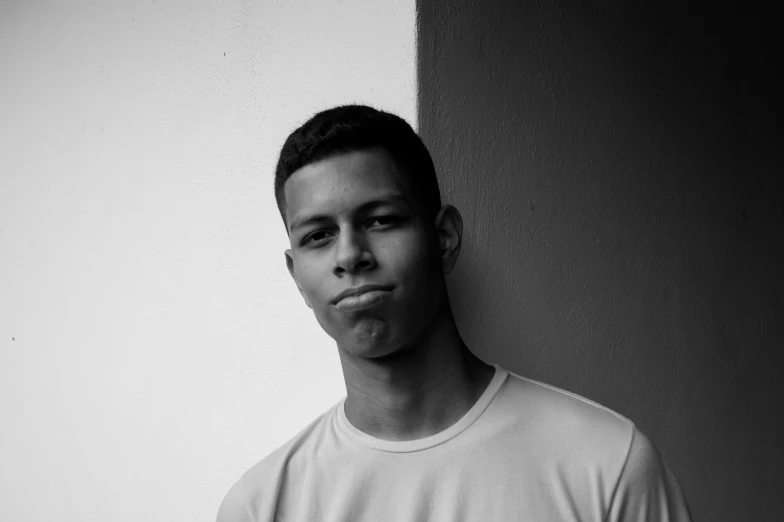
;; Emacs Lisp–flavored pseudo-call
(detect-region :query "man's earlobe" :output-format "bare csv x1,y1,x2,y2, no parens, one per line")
285,249,312,309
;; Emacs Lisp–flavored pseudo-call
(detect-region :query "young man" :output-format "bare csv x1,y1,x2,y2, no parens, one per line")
217,105,692,521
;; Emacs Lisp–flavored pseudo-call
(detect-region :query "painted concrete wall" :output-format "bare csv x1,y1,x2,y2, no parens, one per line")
418,1,782,520
0,1,415,520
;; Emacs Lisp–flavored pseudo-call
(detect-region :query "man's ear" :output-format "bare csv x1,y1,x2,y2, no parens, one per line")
285,249,312,309
433,204,463,275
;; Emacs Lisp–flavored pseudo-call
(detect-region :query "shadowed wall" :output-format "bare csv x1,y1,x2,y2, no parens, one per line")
418,1,782,520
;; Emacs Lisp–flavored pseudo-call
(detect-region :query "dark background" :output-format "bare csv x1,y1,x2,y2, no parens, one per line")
418,0,783,519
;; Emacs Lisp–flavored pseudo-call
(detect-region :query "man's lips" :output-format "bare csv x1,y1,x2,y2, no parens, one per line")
332,284,394,312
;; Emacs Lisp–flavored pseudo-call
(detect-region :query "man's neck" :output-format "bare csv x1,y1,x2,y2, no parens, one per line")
338,310,496,441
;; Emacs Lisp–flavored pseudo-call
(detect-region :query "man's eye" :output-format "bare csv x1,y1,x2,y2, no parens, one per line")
369,216,398,227
303,231,330,245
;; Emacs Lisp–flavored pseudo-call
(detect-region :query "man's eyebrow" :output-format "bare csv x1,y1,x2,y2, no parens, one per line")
288,194,410,233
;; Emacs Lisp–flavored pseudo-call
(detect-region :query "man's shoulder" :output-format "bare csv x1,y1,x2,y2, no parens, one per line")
493,369,692,521
244,400,340,482
496,369,636,461
217,400,341,521
503,369,633,426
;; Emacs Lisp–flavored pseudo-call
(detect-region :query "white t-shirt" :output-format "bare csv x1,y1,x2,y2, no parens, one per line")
218,364,692,521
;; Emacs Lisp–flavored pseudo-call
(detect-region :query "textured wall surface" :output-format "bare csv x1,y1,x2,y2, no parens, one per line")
0,1,415,520
418,1,782,520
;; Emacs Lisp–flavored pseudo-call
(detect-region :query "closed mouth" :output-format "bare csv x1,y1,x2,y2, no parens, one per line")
334,288,392,312
332,284,394,305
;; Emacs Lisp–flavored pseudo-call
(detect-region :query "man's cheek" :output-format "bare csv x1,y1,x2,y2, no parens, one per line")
301,282,321,310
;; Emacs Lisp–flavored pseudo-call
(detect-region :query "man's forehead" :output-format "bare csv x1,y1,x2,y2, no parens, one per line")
283,150,416,225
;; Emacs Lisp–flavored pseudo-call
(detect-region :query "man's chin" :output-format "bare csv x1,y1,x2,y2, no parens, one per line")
338,335,420,362
339,336,393,359
336,327,397,359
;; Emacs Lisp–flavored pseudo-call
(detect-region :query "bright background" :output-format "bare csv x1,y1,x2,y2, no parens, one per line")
0,1,415,520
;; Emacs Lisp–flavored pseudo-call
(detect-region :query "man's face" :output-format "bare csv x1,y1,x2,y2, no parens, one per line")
284,147,446,359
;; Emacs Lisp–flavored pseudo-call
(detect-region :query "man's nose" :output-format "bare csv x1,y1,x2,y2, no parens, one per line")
333,229,375,275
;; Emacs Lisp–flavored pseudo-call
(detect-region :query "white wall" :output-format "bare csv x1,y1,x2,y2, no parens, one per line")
0,1,415,520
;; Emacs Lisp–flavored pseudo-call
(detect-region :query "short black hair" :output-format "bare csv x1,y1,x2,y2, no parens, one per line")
274,104,442,228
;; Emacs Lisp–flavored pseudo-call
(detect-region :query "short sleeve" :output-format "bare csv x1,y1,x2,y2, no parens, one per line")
607,426,693,522
216,476,255,522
